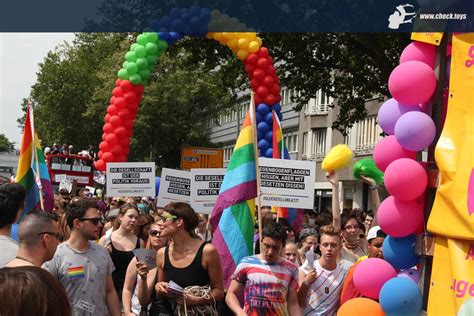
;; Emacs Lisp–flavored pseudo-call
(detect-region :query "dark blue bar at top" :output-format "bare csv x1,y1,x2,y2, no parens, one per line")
0,0,472,32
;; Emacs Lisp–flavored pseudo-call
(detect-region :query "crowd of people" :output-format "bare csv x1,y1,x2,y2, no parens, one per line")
0,171,391,315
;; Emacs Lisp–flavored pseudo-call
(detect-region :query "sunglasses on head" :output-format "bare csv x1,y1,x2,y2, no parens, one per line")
149,230,160,237
159,214,178,222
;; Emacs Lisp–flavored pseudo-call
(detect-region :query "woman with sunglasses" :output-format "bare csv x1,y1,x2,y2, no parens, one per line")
123,222,167,316
99,203,144,303
149,202,224,315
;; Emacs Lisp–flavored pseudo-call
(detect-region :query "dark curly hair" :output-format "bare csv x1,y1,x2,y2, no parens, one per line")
262,221,288,244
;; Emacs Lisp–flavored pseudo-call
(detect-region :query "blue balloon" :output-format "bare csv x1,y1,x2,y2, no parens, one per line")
265,112,273,125
258,139,270,151
189,5,201,16
256,112,264,123
160,16,172,28
11,223,18,241
155,176,161,197
277,111,283,121
383,235,419,269
380,277,422,316
257,122,270,134
265,131,273,142
158,32,170,41
257,103,270,116
257,130,264,141
149,19,161,30
265,148,273,158
169,7,181,18
273,103,282,113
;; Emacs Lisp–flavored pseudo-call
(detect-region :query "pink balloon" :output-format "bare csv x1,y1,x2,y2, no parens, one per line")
377,196,423,237
400,42,436,69
384,158,427,201
388,61,437,105
353,258,397,299
373,136,417,172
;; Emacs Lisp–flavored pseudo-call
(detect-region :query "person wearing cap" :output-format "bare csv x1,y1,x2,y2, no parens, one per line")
339,225,387,305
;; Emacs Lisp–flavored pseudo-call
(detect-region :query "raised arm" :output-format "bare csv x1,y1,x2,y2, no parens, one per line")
360,176,381,226
326,171,340,230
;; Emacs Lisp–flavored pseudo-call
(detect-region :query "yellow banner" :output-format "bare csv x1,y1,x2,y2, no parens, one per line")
427,33,474,239
411,33,444,46
428,236,474,315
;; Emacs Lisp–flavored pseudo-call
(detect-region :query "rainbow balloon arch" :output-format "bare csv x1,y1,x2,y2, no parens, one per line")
94,6,470,315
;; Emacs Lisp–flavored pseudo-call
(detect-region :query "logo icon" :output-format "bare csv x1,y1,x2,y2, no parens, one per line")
388,4,417,29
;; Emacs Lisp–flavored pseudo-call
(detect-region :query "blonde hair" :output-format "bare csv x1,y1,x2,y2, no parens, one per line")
319,225,342,240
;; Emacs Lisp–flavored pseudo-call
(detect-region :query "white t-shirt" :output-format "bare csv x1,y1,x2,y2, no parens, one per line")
0,235,18,268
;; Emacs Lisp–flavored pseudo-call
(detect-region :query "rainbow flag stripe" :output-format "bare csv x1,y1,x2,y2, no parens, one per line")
15,104,54,220
210,109,257,288
67,266,85,280
271,110,304,233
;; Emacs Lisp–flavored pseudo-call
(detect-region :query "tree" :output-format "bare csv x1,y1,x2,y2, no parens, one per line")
0,134,14,153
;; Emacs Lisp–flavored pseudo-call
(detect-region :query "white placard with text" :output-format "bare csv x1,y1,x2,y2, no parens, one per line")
190,168,226,214
106,162,155,197
157,168,191,207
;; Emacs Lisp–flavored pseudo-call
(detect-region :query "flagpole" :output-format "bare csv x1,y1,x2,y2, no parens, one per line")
29,101,45,211
250,94,264,246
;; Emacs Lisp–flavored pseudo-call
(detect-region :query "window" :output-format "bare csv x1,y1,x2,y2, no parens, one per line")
223,146,234,162
354,116,382,155
240,101,250,119
302,132,308,157
308,89,333,114
311,128,327,159
283,130,298,153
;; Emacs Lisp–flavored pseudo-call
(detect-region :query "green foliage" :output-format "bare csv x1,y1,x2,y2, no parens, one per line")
0,134,14,153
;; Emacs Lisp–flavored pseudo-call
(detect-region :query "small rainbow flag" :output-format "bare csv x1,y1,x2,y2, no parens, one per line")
15,103,54,220
67,266,85,280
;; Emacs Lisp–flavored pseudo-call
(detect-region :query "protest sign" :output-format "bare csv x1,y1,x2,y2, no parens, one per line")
106,162,155,197
190,168,226,214
157,168,191,207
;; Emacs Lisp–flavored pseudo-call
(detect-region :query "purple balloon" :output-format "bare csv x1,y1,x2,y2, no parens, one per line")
378,98,420,135
398,269,419,284
395,112,436,151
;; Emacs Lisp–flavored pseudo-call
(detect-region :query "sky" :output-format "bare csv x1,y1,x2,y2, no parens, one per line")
0,33,75,148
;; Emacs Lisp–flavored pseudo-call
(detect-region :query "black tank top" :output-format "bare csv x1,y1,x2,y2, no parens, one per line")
163,242,210,288
110,236,140,296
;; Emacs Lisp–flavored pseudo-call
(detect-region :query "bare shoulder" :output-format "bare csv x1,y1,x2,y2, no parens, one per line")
203,242,218,254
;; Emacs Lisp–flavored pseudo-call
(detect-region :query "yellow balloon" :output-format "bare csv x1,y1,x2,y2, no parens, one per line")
205,33,214,39
242,32,256,41
227,38,239,50
254,36,263,47
237,49,249,60
248,41,260,53
237,38,250,50
213,32,224,41
322,144,353,171
223,32,235,40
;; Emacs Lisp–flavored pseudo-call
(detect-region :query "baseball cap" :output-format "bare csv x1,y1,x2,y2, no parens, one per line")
367,226,387,241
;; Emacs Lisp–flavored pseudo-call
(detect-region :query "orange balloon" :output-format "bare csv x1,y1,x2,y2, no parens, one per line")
337,298,385,316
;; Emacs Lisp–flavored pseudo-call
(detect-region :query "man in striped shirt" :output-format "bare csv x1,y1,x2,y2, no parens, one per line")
297,225,348,315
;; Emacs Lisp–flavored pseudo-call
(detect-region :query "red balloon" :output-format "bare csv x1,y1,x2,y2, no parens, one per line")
245,64,256,76
110,96,116,104
110,115,122,127
264,94,276,105
130,110,138,120
124,91,136,103
118,108,131,120
253,69,266,81
120,80,133,91
95,159,106,171
273,75,280,84
115,155,127,162
254,94,262,105
256,86,269,98
112,87,124,97
122,119,133,130
101,133,107,141
267,56,273,65
262,76,274,88
107,104,118,115
119,137,130,147
103,123,114,134
105,114,111,123
258,47,269,58
114,97,126,109
257,58,269,69
115,79,122,87
102,152,114,163
270,83,281,95
250,79,260,90
123,146,130,156
135,95,143,103
99,141,111,152
110,144,123,156
128,102,138,112
98,150,103,159
106,133,118,145
266,65,276,76
133,85,145,95
246,53,258,65
114,126,127,138
275,94,282,103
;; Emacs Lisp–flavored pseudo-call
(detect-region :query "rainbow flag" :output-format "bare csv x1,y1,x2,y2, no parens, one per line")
271,110,304,232
15,104,54,220
210,109,257,288
67,266,85,280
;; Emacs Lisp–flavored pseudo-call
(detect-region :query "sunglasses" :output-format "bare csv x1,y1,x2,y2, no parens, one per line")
159,214,178,223
149,230,160,237
38,232,61,239
79,217,104,226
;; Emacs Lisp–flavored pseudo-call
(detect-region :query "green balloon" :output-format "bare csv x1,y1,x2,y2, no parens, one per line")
145,32,158,43
136,57,149,69
146,54,158,65
125,62,138,75
125,51,137,62
156,40,168,52
130,43,139,51
122,61,129,68
146,42,158,55
118,68,129,80
137,34,148,46
129,73,142,85
134,45,147,58
353,158,384,185
138,69,150,80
